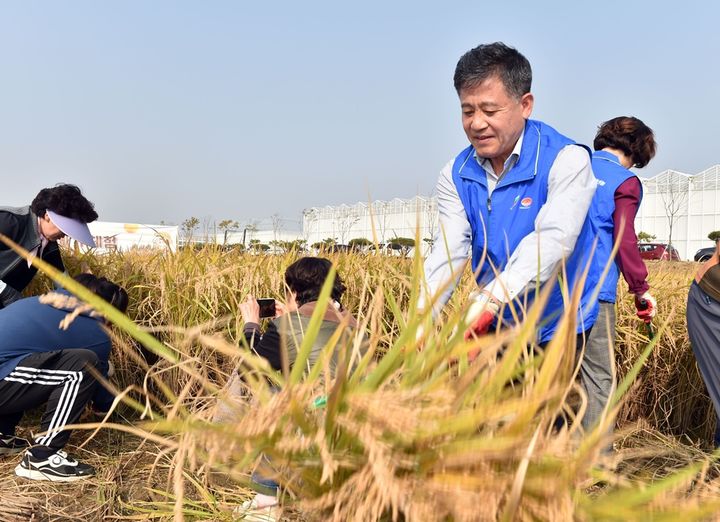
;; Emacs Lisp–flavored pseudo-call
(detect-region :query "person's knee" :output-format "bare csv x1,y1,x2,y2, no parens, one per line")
69,349,100,372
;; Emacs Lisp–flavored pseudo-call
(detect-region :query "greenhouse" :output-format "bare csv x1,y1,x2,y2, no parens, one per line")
303,164,720,260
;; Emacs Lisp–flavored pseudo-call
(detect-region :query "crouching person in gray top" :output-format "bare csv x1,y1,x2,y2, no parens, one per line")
235,257,367,521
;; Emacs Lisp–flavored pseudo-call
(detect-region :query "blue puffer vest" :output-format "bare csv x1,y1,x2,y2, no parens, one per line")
451,119,598,342
588,150,642,303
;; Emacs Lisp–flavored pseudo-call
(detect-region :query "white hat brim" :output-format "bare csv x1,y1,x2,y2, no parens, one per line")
47,210,96,247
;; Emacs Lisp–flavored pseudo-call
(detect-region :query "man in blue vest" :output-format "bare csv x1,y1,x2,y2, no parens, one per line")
420,42,598,351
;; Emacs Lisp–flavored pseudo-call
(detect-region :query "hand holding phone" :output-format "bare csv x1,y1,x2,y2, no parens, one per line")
257,298,276,318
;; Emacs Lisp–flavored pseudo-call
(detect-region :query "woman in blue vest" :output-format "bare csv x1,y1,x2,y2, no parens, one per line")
420,42,598,351
579,117,657,435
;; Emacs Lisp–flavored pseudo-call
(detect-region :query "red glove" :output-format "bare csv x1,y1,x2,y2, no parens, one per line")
463,292,501,339
464,309,499,362
464,309,497,340
634,291,656,323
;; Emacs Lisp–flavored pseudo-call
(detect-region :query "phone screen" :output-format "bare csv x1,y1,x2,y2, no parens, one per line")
257,298,276,318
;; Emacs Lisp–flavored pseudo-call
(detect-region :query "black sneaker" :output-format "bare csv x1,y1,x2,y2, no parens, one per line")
0,435,30,455
15,450,95,482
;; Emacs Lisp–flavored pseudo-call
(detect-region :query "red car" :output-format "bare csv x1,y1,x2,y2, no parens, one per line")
638,243,681,261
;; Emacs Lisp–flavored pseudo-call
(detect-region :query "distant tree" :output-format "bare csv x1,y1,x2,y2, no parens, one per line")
201,216,214,241
181,217,200,243
247,239,270,253
225,243,245,253
312,238,337,251
336,209,359,245
243,222,258,247
348,237,372,251
387,237,415,257
218,219,239,246
709,231,720,242
423,196,438,247
219,219,238,231
303,209,318,246
269,239,305,253
271,213,284,243
658,172,688,248
637,231,656,243
289,239,307,252
374,201,391,244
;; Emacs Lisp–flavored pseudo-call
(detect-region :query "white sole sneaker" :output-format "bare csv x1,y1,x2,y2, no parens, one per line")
233,498,281,521
15,463,91,482
0,436,30,455
14,450,95,482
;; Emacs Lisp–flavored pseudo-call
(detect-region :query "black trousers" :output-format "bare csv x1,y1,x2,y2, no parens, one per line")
0,350,100,453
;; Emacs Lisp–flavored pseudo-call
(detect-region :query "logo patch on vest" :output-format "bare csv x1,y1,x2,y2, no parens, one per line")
510,195,520,210
520,197,533,209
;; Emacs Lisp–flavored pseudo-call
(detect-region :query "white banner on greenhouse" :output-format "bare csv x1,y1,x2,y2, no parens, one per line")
62,221,178,253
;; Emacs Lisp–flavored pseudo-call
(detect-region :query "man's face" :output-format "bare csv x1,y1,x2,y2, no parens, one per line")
39,213,66,241
460,75,534,163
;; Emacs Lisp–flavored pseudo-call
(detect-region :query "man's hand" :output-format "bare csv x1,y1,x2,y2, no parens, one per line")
463,292,501,340
414,323,426,344
634,291,657,323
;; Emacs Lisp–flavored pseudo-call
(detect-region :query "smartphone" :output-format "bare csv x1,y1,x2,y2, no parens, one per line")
257,298,276,319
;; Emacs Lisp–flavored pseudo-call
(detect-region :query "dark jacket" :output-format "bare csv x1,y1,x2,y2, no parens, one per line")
0,290,114,411
0,206,65,308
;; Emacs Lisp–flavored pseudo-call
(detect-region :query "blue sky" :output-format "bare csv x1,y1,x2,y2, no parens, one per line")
1,1,717,229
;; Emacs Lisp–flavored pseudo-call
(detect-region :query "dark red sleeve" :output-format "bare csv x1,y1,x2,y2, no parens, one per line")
613,177,649,296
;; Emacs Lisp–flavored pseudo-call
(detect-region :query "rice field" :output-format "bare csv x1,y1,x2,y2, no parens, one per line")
1,244,719,521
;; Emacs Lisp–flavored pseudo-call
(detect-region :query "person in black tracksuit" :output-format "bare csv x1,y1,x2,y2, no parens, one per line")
0,274,128,481
0,184,98,308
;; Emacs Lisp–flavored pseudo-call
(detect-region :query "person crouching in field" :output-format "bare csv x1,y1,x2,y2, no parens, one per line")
235,257,367,520
0,273,128,481
687,237,720,446
241,257,363,376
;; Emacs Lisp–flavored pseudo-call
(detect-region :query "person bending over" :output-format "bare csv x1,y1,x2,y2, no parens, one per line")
0,184,98,309
420,42,598,352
